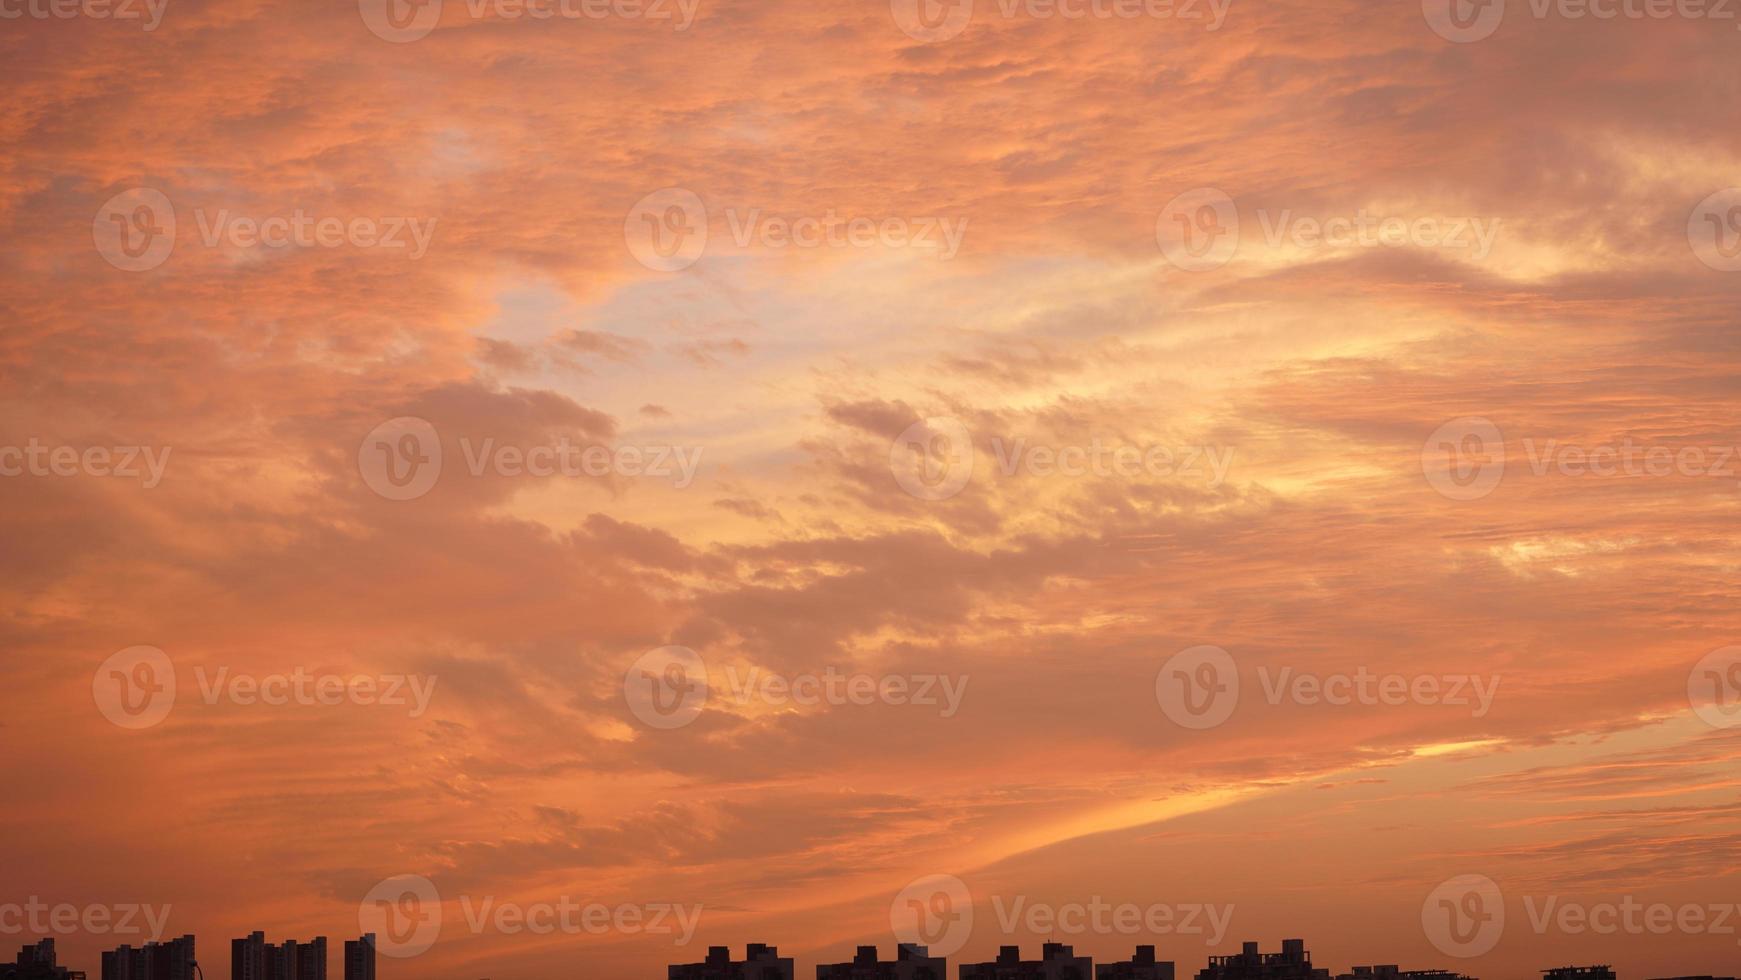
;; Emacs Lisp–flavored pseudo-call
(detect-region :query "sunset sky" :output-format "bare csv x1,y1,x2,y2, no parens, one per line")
4,0,1741,977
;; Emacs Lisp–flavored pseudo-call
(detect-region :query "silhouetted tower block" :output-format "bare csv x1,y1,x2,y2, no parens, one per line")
960,943,1093,980
1195,940,1328,980
14,942,56,968
294,937,326,980
1543,969,1615,980
269,939,300,980
1098,946,1175,980
233,932,269,980
102,935,196,980
343,935,376,980
1337,966,1475,980
817,945,945,980
670,944,795,980
5,940,87,980
235,933,324,980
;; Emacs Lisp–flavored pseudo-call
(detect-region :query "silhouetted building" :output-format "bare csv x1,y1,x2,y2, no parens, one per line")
1544,969,1614,980
816,945,944,980
1197,941,1328,980
960,943,1093,980
271,936,325,980
100,935,196,980
342,935,375,980
1099,946,1175,980
269,939,299,980
1338,968,1473,980
233,932,267,980
670,944,794,980
234,933,324,980
3,940,86,980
